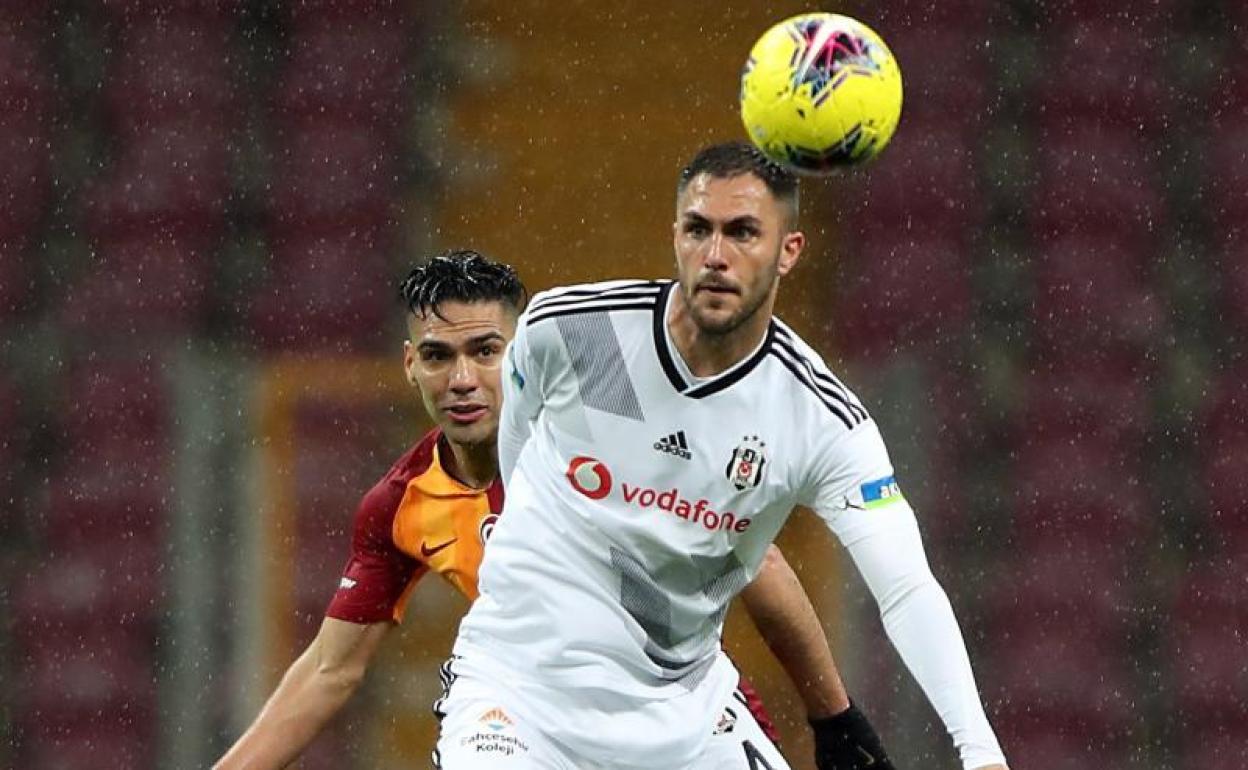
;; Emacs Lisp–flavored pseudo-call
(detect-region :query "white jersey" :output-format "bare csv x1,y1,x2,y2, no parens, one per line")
453,279,1006,769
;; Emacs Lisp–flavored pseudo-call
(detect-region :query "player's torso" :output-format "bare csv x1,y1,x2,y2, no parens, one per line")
392,441,502,601
476,281,858,674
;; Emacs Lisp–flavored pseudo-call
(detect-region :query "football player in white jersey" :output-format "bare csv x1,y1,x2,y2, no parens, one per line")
436,143,1010,770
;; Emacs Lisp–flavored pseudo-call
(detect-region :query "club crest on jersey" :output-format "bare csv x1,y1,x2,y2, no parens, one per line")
479,513,499,544
725,435,767,491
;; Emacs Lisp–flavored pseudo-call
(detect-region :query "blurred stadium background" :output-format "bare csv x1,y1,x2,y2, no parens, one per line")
1,0,1245,767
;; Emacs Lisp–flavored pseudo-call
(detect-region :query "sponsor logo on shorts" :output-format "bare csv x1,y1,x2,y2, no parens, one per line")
460,707,530,757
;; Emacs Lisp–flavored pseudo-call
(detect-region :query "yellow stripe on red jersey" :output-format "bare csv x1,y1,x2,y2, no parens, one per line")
325,428,503,624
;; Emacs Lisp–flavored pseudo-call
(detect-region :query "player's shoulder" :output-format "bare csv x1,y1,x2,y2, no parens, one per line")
765,317,871,432
358,428,440,514
524,278,668,326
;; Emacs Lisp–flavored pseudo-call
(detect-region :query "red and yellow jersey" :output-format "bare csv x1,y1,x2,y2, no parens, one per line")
324,427,779,744
325,428,503,624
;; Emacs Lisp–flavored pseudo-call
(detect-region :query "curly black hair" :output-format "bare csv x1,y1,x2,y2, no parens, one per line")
677,141,800,225
398,249,527,320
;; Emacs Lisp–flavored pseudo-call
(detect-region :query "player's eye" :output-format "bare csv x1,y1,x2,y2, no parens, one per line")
421,349,451,362
684,221,711,237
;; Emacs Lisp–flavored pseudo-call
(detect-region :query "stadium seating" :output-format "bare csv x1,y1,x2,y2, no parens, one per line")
275,18,409,124
834,233,972,358
1027,233,1166,373
1168,561,1248,747
851,123,982,239
266,120,396,233
1008,437,1151,541
1029,18,1172,133
250,229,393,349
60,231,213,335
1016,365,1151,449
104,17,234,135
1029,127,1167,247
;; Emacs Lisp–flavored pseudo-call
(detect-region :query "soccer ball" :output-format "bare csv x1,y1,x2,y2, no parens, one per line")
740,13,903,173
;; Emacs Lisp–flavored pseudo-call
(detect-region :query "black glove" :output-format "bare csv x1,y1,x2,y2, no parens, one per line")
810,701,896,770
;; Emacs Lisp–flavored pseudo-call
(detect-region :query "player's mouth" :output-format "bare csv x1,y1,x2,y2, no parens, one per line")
444,403,489,424
695,281,739,296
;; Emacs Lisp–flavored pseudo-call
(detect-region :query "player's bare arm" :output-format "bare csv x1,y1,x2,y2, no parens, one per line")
742,544,894,770
214,617,391,770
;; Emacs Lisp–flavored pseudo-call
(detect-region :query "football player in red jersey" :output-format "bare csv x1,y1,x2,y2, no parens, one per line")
214,250,890,770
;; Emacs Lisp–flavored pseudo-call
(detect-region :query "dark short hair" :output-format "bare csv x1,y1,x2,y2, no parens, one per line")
677,141,800,223
398,249,526,320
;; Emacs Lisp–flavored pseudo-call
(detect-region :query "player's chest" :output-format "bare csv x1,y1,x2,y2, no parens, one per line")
391,488,499,573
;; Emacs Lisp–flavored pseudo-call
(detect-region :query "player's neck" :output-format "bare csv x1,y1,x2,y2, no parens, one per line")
667,290,772,377
441,437,498,490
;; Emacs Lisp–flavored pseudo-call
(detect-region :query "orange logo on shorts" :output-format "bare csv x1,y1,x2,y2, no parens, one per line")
479,707,514,732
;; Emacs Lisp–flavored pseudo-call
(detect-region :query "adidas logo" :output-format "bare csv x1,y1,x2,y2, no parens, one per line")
653,430,692,460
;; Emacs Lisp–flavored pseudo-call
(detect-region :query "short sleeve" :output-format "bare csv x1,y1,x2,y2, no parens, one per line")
325,481,424,624
498,313,544,485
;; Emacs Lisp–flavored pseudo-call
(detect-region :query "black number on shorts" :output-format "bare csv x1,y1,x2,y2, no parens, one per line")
743,739,778,770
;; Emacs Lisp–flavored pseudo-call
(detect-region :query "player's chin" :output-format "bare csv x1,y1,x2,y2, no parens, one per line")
440,417,497,446
691,302,743,335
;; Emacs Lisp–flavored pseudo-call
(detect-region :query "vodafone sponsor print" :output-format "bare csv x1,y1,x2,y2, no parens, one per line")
565,456,752,534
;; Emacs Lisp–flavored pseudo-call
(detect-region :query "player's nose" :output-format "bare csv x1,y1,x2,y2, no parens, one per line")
448,355,478,392
703,232,729,270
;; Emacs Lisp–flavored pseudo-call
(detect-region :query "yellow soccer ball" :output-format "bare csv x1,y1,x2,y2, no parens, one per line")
740,13,903,173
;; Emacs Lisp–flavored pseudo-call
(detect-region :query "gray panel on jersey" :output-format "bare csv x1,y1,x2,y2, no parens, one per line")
610,546,748,679
556,313,645,422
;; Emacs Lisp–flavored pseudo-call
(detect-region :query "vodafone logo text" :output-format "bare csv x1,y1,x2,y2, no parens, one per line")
567,456,613,499
564,456,752,534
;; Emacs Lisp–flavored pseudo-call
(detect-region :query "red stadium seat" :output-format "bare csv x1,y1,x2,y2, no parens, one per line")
1016,365,1151,449
100,0,240,20
987,622,1135,740
883,26,991,125
834,233,972,359
11,539,165,629
17,724,153,770
848,123,981,237
1030,19,1172,132
60,232,212,334
85,120,229,236
1168,562,1248,730
1206,116,1248,239
286,0,410,28
0,110,49,242
1027,233,1166,373
1030,128,1166,246
105,18,233,133
1201,440,1248,553
276,20,409,124
267,120,396,233
250,230,393,350
1008,437,1150,541
1217,240,1248,335
1179,731,1248,770
985,539,1137,628
0,238,30,318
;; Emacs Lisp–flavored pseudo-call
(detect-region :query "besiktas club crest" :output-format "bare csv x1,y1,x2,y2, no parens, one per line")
725,435,767,491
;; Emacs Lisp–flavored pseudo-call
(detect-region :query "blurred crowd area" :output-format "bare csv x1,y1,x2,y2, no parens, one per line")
0,0,1245,768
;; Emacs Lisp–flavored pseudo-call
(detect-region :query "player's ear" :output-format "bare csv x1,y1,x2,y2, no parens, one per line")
777,230,805,277
402,339,418,386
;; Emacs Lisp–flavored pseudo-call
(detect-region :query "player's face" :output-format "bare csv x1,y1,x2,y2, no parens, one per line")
672,173,804,336
403,300,516,448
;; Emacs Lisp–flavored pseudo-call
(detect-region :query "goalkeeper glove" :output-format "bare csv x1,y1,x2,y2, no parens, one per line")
810,701,896,770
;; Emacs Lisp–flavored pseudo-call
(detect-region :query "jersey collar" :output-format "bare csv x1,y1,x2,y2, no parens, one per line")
652,281,775,399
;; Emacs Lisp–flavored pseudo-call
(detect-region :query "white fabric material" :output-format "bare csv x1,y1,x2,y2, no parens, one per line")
453,279,1004,769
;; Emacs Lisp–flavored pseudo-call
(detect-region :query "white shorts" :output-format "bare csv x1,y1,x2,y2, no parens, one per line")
433,660,790,770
